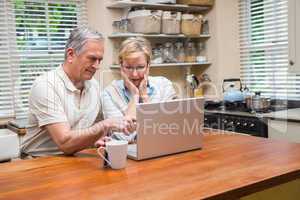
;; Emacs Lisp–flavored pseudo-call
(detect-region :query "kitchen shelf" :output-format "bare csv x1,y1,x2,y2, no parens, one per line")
110,62,211,69
107,1,210,12
108,33,211,39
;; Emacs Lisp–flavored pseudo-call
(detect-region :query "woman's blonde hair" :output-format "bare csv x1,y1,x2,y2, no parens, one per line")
119,37,152,65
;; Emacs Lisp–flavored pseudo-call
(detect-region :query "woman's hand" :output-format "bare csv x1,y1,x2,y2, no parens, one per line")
121,69,139,96
139,75,149,103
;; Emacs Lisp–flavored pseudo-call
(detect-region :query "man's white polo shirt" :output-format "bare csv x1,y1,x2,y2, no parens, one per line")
21,66,102,156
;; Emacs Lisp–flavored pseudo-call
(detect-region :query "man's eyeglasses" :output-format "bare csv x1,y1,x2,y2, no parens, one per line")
122,65,147,72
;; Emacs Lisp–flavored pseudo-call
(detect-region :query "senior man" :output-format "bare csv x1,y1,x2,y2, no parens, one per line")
21,27,135,157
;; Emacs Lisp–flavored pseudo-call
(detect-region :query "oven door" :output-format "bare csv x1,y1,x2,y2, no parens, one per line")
204,112,268,138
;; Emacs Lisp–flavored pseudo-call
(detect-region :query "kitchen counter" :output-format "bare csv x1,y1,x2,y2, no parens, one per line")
263,108,300,122
1,131,300,200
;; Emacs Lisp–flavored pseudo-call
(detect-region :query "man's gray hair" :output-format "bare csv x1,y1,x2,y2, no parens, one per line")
65,26,104,59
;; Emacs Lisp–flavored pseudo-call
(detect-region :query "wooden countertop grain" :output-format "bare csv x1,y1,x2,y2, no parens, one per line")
1,131,300,200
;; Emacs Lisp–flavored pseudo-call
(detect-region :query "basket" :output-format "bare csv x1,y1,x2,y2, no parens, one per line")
181,14,202,36
127,10,162,34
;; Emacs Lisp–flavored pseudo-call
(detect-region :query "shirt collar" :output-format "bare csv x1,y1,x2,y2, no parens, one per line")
57,65,91,93
117,79,155,103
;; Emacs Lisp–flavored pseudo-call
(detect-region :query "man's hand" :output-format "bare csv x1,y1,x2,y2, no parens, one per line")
101,116,136,135
94,136,111,148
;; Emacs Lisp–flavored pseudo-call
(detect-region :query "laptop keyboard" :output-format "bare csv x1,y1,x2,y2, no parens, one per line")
127,144,137,157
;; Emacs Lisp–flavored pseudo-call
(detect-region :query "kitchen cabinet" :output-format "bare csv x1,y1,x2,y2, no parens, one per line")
106,1,212,69
288,0,300,72
268,119,300,143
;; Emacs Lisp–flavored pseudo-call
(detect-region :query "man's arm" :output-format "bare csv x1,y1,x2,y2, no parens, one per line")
46,118,132,155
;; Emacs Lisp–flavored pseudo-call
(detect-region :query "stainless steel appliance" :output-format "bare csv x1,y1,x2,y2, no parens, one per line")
204,111,268,137
204,101,285,138
204,100,299,138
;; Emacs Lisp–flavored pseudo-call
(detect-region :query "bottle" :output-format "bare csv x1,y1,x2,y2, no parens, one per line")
185,42,197,63
151,47,163,64
196,42,207,63
194,87,204,97
163,42,175,63
112,20,121,33
202,18,209,35
174,42,185,63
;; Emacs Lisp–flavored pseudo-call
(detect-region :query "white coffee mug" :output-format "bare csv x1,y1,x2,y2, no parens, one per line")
97,140,128,170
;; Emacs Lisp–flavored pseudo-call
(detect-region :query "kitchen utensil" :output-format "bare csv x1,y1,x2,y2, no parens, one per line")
97,140,128,170
222,78,244,103
246,92,271,111
186,74,199,90
204,100,222,109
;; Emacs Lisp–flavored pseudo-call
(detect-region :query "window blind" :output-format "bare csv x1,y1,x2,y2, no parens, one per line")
0,0,88,119
239,0,300,100
0,1,15,118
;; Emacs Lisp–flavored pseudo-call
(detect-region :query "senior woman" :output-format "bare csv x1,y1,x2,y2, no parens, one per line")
100,37,177,142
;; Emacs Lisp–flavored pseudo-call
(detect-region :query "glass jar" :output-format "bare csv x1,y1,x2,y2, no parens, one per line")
151,47,163,64
196,42,207,63
120,19,129,33
174,42,185,63
202,19,209,35
163,42,175,63
112,20,121,33
185,42,197,63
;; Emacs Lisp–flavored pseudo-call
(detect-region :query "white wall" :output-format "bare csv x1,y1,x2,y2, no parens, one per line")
204,0,240,99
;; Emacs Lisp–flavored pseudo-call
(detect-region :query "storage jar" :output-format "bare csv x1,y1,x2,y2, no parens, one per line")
181,14,202,36
162,11,181,34
127,10,162,34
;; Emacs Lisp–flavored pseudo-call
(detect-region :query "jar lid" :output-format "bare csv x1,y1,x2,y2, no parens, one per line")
186,42,195,47
128,9,162,18
182,14,194,20
163,11,182,19
182,14,203,20
165,42,173,47
175,42,183,47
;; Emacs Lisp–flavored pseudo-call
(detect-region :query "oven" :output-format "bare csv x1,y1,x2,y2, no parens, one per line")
204,112,268,138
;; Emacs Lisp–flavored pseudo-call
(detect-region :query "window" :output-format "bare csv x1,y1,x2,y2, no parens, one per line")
0,0,88,119
239,0,300,100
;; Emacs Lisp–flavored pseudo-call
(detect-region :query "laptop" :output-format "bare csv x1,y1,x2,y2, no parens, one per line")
127,97,204,160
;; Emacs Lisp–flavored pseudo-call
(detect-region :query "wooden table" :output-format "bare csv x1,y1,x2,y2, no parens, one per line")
1,131,300,200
